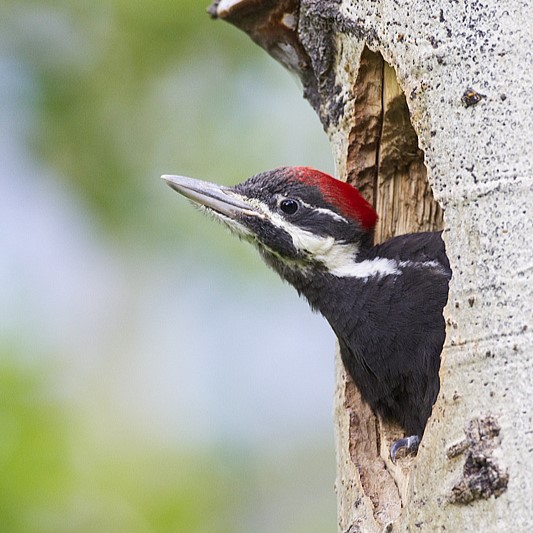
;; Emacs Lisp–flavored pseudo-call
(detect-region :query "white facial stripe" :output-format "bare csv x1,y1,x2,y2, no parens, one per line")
224,194,445,280
238,201,387,278
273,195,349,224
299,200,349,223
255,206,369,275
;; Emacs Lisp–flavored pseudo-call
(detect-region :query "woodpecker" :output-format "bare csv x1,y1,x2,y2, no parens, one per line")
163,166,451,461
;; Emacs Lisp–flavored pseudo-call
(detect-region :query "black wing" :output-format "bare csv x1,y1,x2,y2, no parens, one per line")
336,231,450,435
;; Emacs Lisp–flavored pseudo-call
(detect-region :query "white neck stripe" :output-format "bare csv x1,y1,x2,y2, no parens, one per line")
329,257,399,278
331,258,447,279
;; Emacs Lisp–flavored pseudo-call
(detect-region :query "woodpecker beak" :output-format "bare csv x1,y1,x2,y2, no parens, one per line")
162,174,261,219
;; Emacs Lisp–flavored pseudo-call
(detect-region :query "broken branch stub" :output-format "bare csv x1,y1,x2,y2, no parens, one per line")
208,0,344,129
208,0,311,74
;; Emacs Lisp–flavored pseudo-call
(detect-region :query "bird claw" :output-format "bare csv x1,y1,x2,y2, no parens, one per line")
390,435,420,463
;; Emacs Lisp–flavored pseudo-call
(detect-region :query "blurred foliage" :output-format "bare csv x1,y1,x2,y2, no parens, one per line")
3,0,268,234
3,0,332,266
0,351,334,532
0,1,336,531
0,352,241,532
0,357,71,531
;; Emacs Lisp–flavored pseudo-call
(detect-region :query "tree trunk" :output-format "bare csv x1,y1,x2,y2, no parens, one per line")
209,0,533,530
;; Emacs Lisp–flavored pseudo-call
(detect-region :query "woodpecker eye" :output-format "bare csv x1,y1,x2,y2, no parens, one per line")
279,199,299,215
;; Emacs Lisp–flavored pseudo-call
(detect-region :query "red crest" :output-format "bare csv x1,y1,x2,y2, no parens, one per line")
291,167,377,231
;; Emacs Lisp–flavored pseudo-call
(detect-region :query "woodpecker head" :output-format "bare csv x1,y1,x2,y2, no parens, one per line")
163,167,377,277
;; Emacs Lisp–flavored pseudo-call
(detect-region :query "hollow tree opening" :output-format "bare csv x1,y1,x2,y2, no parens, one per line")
338,46,446,524
347,47,444,241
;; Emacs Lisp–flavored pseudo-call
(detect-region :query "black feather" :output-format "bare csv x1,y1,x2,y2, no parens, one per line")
287,231,450,437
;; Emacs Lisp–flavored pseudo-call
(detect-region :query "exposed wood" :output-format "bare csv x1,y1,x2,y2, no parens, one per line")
343,375,401,528
375,63,444,242
346,47,384,205
341,46,445,528
208,0,311,75
347,48,443,245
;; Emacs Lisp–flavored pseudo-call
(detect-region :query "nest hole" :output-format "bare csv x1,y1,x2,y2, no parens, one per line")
343,47,445,524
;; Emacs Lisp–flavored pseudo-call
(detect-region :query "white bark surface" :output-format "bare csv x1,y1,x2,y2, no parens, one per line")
329,1,533,531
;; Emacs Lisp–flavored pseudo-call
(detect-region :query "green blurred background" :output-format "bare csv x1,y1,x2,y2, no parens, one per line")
0,1,337,531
